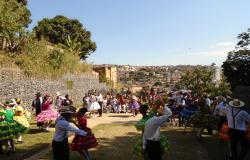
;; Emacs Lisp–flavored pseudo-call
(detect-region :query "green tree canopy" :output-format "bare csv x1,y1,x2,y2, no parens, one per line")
222,49,250,88
33,15,96,60
0,0,31,51
237,28,250,48
154,81,162,86
177,67,215,96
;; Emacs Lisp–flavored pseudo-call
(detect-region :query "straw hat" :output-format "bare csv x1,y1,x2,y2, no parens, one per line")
9,98,17,106
229,99,245,108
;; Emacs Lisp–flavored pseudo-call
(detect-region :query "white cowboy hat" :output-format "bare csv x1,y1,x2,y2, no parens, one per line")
56,92,60,96
229,99,245,108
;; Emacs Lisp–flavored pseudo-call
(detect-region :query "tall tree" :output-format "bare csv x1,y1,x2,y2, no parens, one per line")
237,28,250,48
0,0,31,51
222,49,250,88
33,15,96,60
177,67,215,96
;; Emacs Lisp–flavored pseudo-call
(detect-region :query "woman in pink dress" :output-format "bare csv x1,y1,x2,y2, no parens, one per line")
36,95,59,132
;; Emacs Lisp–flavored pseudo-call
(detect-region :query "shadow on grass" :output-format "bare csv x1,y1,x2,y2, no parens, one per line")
0,126,54,160
28,128,42,134
108,115,132,118
39,123,144,160
0,142,50,160
163,128,250,160
6,123,250,160
111,121,138,125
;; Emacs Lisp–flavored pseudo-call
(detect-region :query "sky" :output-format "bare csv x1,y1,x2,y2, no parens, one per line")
28,0,250,66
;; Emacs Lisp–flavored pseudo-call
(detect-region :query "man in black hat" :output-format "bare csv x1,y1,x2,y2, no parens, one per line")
52,106,87,160
32,92,43,128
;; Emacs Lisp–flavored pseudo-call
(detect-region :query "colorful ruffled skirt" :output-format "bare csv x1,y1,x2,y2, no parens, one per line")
0,119,28,140
71,128,98,150
13,115,30,128
36,110,59,123
133,135,170,157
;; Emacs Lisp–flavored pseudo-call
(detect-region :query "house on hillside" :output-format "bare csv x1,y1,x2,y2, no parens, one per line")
93,65,117,88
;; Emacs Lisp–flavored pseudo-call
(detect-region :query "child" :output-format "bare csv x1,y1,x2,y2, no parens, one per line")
71,108,98,160
13,99,30,143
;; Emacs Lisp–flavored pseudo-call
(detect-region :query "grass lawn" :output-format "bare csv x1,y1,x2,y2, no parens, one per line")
39,123,143,160
2,122,250,160
40,124,250,160
0,122,54,160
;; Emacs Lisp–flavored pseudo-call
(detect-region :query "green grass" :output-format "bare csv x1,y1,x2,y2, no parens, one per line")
2,123,250,160
39,123,143,160
0,123,54,160
41,124,250,160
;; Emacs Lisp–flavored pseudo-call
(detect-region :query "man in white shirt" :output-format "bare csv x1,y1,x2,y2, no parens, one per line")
204,95,211,107
96,93,103,117
143,106,172,160
223,99,250,160
213,96,228,132
52,106,87,160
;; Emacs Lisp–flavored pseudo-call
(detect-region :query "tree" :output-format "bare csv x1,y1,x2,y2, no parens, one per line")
177,67,215,96
0,0,31,51
222,49,250,88
33,15,96,60
237,28,250,48
154,81,162,86
17,0,28,5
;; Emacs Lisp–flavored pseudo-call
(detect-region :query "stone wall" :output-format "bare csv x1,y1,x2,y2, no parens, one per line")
0,68,107,110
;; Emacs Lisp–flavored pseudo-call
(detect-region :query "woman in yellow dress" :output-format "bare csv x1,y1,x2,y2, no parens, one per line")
13,99,30,143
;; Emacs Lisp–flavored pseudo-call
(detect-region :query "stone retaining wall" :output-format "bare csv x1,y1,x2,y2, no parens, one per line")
0,68,107,110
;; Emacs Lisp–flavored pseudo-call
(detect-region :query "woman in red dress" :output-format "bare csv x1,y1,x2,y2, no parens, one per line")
71,108,98,160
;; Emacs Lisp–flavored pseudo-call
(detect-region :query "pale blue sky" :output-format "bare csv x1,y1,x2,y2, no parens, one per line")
28,0,250,66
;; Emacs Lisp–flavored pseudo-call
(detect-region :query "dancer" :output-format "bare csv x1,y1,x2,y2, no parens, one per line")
143,105,172,160
0,101,27,153
32,92,43,128
52,106,87,160
36,94,59,131
225,99,250,160
71,108,98,160
13,99,30,143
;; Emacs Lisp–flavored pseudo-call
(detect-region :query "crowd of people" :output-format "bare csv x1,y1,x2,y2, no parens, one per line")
0,87,250,160
132,88,250,160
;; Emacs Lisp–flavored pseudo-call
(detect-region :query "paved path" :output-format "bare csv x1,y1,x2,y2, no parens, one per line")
24,113,142,160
